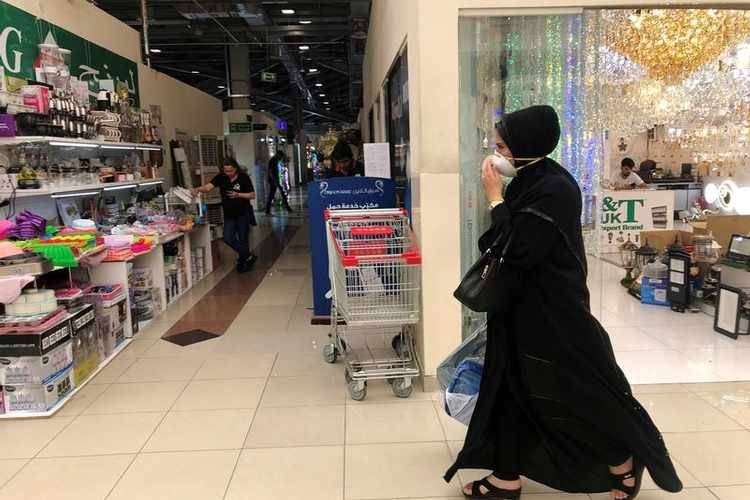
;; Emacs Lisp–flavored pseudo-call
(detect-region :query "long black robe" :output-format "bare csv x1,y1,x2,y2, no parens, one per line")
445,158,683,494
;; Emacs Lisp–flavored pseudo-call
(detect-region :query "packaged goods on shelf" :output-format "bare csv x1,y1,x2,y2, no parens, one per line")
0,316,73,387
0,387,4,414
5,288,57,316
130,268,153,289
3,367,74,413
69,304,100,386
82,285,126,356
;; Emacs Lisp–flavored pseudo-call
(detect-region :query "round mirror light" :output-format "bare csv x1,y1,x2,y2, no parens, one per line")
704,182,719,204
718,180,738,210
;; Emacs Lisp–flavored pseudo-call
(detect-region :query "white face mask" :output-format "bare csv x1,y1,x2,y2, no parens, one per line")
491,152,545,178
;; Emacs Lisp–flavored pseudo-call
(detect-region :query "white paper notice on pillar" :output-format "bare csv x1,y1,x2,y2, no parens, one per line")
600,189,675,252
363,143,391,179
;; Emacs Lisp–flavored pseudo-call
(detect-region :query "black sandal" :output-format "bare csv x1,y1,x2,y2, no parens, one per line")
610,459,645,500
463,477,522,499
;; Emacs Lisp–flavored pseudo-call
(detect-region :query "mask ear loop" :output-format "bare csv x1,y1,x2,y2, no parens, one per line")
514,157,546,172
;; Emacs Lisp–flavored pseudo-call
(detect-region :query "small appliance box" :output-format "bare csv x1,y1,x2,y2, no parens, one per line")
3,367,74,413
83,286,127,356
641,277,669,306
68,304,101,386
0,317,74,385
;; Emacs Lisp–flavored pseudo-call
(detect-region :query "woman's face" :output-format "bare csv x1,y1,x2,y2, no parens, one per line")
494,130,514,165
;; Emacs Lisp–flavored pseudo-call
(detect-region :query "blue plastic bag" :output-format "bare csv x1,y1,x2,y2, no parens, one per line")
437,322,487,425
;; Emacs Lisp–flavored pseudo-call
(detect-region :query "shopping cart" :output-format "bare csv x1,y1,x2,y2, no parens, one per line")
322,208,422,400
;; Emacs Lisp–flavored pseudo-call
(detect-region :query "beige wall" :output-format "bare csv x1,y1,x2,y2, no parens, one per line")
363,0,750,380
5,0,224,184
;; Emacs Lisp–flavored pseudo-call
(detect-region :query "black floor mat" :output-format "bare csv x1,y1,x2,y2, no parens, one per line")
163,329,220,346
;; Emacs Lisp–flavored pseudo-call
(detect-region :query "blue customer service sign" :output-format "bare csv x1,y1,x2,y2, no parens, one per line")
308,177,396,316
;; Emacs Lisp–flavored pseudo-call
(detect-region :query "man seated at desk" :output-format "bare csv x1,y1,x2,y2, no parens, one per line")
611,157,647,190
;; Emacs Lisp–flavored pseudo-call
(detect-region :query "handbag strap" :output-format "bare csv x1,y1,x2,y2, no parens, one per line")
515,207,587,277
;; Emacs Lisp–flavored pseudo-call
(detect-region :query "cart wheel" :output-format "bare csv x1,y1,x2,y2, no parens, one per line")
347,378,367,401
386,377,396,385
392,378,413,399
322,344,338,364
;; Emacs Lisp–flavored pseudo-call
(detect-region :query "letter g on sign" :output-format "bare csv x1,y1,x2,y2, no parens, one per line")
0,27,23,74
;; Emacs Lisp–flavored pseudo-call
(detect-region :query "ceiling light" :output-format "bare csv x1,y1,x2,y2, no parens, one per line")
260,109,266,112
326,107,331,110
323,101,329,104
218,85,225,89
299,20,312,24
315,83,323,87
150,48,162,54
298,45,309,51
191,70,200,74
318,93,326,97
308,68,318,73
281,9,295,14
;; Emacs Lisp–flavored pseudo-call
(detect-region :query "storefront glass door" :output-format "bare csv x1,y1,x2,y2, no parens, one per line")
458,12,604,337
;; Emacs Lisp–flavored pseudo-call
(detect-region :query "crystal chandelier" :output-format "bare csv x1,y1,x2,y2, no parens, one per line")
604,9,750,83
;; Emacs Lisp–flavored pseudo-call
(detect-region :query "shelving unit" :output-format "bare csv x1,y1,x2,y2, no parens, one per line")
0,178,165,199
0,136,163,151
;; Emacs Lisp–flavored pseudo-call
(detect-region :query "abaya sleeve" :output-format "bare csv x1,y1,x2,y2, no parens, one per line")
480,203,561,316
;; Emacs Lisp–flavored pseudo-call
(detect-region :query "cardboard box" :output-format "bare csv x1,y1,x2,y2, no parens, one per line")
69,304,100,386
0,341,73,385
641,277,669,306
3,367,74,413
84,293,126,358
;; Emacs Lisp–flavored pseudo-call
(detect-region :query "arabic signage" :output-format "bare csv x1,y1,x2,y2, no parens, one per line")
600,189,675,251
308,177,396,316
0,2,140,104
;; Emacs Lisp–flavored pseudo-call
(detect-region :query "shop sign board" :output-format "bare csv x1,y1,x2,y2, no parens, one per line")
229,122,252,133
600,189,675,251
308,177,396,316
0,2,140,104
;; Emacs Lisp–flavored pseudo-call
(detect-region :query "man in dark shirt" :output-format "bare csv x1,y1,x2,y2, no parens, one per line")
265,150,293,215
192,157,257,273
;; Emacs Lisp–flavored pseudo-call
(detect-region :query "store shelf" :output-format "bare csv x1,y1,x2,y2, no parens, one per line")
0,338,134,420
0,178,164,199
159,232,185,244
0,136,163,151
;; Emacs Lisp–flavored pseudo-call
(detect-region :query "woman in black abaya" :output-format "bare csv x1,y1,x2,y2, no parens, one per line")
445,106,682,500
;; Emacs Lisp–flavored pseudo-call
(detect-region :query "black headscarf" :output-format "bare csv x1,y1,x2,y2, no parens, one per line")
331,140,353,161
495,105,561,160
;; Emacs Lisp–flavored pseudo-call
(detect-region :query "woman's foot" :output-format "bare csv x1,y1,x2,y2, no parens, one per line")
462,475,522,498
609,457,636,500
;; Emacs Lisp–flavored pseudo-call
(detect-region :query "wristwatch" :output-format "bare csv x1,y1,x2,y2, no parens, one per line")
488,199,504,211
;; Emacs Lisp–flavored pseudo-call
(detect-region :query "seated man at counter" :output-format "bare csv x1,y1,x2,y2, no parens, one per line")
611,157,647,190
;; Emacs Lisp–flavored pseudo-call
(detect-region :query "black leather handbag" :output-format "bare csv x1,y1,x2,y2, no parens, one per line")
453,229,514,313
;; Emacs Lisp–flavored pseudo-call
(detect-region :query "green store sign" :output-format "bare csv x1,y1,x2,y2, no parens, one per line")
601,196,646,231
0,2,139,105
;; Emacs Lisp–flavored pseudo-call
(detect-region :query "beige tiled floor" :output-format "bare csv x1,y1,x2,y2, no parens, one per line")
2,223,750,500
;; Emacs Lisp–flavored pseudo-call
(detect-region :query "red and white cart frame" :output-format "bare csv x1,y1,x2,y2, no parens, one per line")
322,208,422,400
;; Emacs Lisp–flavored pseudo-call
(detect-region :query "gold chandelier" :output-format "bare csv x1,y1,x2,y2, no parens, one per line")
606,9,750,82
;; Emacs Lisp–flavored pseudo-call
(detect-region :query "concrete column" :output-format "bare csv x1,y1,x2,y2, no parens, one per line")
228,45,250,109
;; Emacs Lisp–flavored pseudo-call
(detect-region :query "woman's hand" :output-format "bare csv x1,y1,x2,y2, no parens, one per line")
481,156,504,203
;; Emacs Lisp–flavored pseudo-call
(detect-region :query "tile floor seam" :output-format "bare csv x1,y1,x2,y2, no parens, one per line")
221,352,279,500
692,392,750,432
0,458,31,492
103,359,198,500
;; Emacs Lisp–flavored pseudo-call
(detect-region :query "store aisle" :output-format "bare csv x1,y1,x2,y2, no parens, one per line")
0,216,749,500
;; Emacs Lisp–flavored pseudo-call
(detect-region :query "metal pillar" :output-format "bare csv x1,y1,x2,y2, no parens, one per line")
141,0,151,67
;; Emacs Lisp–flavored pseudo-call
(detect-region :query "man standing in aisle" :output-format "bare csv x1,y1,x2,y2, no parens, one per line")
265,150,293,215
192,158,258,273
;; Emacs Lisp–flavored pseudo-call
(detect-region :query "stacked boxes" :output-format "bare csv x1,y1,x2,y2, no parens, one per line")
191,246,206,283
0,317,75,413
130,268,157,324
69,304,100,386
83,285,127,355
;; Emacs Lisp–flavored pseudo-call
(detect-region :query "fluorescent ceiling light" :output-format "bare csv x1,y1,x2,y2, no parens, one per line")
315,83,323,87
48,141,98,149
298,45,309,50
319,93,326,97
103,184,137,191
51,191,100,199
100,144,135,150
299,20,312,24
308,68,318,73
150,48,162,54
191,70,200,74
136,145,162,151
218,85,226,89
281,8,295,14
323,101,329,104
